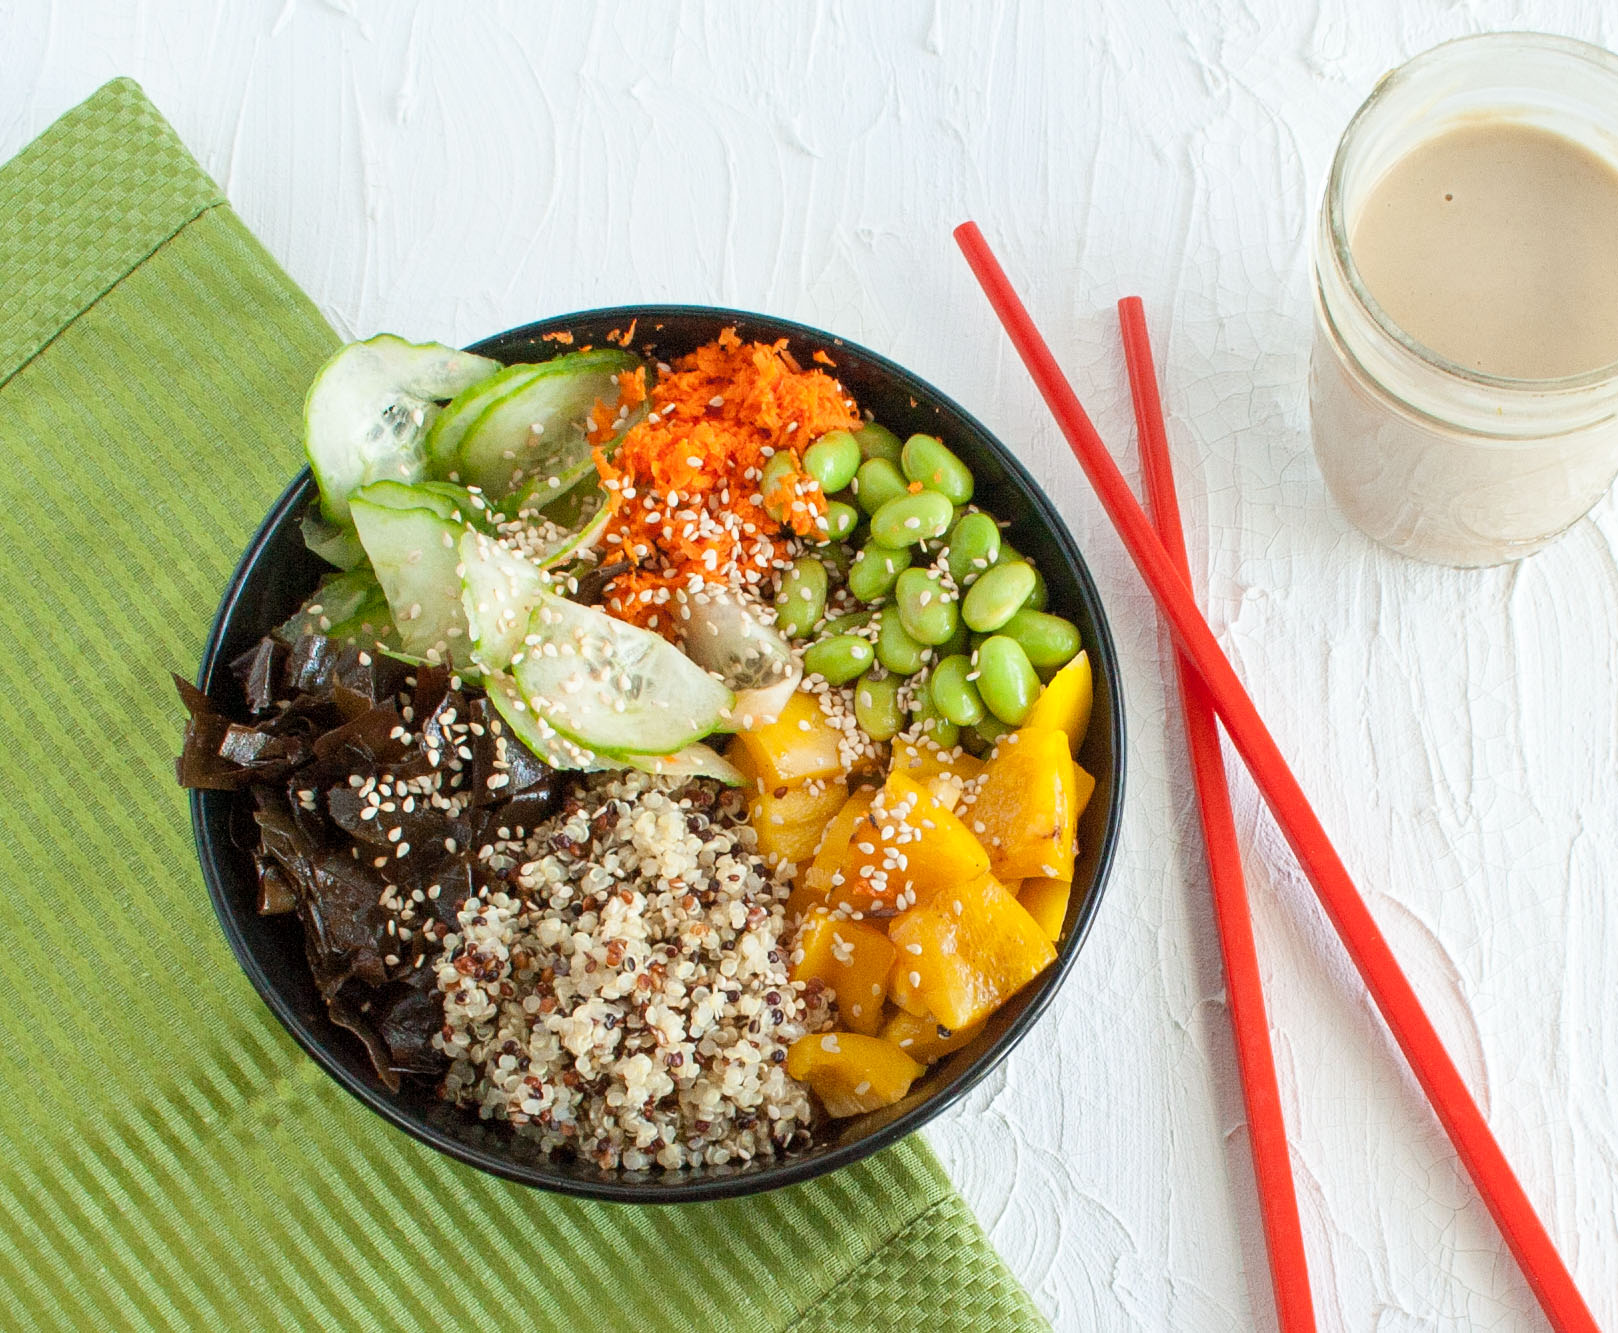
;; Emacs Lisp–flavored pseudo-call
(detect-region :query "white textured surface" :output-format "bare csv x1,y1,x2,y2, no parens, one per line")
7,3,1616,1327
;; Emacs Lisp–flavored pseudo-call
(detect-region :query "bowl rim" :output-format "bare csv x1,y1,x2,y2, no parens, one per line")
191,302,1126,1203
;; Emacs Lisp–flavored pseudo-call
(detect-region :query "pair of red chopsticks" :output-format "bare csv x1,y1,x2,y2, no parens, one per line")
953,223,1598,1333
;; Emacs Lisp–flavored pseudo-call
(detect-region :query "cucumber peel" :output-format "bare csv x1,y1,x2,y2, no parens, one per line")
350,492,471,665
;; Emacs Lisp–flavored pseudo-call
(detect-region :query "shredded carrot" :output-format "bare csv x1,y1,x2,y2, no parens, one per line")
812,349,837,368
594,329,860,631
542,330,575,344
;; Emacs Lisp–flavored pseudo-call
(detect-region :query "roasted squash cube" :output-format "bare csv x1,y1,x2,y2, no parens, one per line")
887,952,930,1017
887,872,1056,1031
1017,876,1071,942
842,771,990,908
790,909,896,1035
1026,650,1092,755
890,737,984,812
880,1008,985,1065
1073,761,1096,824
785,1031,925,1119
968,727,1077,882
747,775,846,872
794,787,878,911
731,689,844,790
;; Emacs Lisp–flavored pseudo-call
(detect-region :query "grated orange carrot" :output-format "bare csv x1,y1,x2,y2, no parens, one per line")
593,329,860,631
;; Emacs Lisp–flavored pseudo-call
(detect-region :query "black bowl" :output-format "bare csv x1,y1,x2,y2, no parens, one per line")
191,305,1125,1202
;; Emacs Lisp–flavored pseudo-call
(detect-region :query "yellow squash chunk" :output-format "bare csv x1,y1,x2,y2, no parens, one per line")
786,1031,926,1119
881,1008,986,1065
790,909,897,1035
794,788,878,913
970,727,1077,882
887,953,930,1017
842,771,990,908
746,775,846,872
731,689,844,790
1017,876,1071,942
1026,650,1093,755
1073,761,1096,824
888,872,1056,1032
890,737,985,812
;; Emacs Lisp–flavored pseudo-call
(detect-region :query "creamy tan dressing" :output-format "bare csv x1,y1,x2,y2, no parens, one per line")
1351,121,1618,380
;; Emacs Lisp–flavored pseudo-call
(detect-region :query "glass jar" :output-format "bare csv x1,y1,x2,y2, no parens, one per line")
1310,33,1618,567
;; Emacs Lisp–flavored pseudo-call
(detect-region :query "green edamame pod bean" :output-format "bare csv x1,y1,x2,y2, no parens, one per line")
774,557,828,638
820,500,859,542
1027,565,1049,611
945,512,1001,587
847,540,912,602
911,687,960,749
802,634,876,686
975,635,1039,725
819,541,854,579
803,430,861,493
962,561,1037,632
870,490,954,548
964,714,1012,753
875,609,927,675
894,568,959,646
900,434,975,505
929,654,986,728
759,451,800,522
853,458,909,516
992,539,1023,567
936,617,971,660
821,608,873,636
854,672,905,742
854,422,904,465
1001,609,1081,668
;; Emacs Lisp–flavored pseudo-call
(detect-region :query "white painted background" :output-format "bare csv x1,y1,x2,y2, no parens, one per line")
7,2,1616,1328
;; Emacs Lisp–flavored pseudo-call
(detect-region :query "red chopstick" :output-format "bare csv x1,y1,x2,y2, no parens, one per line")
954,221,1597,1333
1119,297,1318,1332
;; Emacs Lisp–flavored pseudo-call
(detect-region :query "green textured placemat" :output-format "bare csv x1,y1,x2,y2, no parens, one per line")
0,79,1049,1333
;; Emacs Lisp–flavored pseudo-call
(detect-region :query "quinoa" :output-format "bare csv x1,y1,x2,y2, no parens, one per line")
434,770,830,1171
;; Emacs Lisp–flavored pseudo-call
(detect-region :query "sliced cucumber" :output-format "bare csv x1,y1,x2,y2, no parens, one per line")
459,530,551,672
456,349,642,499
300,509,368,570
305,335,499,525
354,478,499,531
510,593,733,756
483,670,612,773
621,743,745,786
350,495,469,665
423,363,544,479
275,568,394,645
674,586,801,727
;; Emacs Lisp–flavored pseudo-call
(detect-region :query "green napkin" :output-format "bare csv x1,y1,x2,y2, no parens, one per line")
0,80,1048,1333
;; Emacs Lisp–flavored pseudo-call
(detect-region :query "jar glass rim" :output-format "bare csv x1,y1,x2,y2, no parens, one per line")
1326,30,1618,393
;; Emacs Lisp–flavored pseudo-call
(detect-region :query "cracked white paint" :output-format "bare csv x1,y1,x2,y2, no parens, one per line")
6,2,1615,1328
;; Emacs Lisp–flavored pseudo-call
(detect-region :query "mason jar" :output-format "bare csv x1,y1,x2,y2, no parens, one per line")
1309,32,1618,568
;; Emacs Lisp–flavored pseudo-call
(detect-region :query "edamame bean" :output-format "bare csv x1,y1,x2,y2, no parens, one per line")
803,430,861,493
901,434,974,505
759,451,800,522
819,541,854,579
774,557,828,639
875,609,927,675
1002,609,1080,668
853,458,909,516
847,541,912,602
992,539,1024,567
820,500,859,542
895,568,959,646
930,654,986,728
962,561,1036,632
936,617,971,660
821,608,873,636
963,714,1011,754
802,634,876,686
855,672,905,741
870,490,954,547
912,687,960,749
854,422,904,465
1027,566,1049,612
945,512,1001,587
975,635,1039,725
